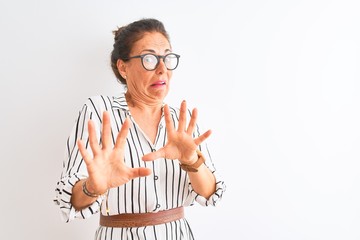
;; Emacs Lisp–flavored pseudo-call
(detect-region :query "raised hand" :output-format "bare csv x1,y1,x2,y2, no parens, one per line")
142,100,211,165
77,111,152,195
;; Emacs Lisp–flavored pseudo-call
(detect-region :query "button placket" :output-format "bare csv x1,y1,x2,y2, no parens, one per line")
151,149,162,210
151,117,166,211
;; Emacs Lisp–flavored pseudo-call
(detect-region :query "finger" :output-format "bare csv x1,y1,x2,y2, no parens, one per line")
88,120,101,155
186,108,197,135
142,148,166,161
114,117,131,149
194,129,212,146
101,111,111,149
163,105,175,133
77,139,93,165
129,167,152,178
177,100,187,132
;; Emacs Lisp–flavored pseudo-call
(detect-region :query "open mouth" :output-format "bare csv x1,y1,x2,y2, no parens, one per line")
151,81,166,86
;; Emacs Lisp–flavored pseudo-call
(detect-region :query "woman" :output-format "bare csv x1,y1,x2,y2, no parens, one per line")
54,18,225,240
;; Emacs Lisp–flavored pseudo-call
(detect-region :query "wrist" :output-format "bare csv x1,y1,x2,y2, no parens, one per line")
180,150,205,172
82,179,104,198
183,152,199,165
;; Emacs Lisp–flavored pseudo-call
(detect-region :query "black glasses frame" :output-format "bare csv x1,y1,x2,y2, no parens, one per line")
124,53,180,71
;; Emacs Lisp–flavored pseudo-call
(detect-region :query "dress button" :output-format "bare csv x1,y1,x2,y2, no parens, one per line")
156,204,160,208
154,175,159,180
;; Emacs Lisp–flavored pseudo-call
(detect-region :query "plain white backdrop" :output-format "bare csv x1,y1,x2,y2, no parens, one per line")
1,0,359,239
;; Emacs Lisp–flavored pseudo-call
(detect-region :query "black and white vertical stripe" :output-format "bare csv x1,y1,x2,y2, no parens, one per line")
54,92,226,240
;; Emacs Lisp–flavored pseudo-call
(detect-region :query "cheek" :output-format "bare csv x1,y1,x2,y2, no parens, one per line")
130,65,149,80
132,71,154,86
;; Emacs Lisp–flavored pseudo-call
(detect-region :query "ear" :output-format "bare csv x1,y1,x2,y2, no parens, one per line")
116,59,127,79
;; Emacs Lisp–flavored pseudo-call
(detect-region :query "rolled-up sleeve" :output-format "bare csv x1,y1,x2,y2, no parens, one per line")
189,172,226,206
184,120,226,206
54,173,104,222
187,146,226,206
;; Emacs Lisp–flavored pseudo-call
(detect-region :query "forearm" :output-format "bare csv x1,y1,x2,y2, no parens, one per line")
70,179,100,211
188,165,216,199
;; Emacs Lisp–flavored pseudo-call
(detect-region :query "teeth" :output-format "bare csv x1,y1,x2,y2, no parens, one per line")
151,81,165,86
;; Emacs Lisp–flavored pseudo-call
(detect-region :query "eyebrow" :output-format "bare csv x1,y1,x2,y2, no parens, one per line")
140,49,172,54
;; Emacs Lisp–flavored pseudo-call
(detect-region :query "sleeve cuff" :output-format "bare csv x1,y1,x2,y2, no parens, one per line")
54,173,104,222
189,171,226,207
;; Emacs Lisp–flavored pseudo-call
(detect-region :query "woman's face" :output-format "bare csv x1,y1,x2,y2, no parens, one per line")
119,32,173,105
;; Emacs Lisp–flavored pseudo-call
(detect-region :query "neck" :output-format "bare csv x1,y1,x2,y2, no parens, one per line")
125,92,163,114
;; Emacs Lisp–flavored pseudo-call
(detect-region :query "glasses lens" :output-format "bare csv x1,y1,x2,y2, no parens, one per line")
142,54,158,70
164,54,179,70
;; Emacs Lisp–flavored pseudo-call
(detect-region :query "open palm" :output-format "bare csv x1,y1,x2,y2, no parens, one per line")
142,101,211,165
77,111,152,195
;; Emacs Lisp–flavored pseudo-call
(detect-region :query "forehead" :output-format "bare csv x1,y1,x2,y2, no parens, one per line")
131,32,171,54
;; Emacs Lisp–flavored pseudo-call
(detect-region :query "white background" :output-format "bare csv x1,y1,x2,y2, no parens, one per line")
1,0,359,239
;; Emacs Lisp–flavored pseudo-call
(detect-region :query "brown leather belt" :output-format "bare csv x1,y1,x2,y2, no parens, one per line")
100,207,184,228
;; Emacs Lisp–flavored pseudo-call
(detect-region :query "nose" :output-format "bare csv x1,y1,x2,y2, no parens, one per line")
155,57,167,74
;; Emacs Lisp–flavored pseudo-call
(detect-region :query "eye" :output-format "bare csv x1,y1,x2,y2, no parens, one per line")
164,54,178,69
143,54,157,64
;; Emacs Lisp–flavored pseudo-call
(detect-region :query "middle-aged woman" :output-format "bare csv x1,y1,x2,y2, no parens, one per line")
54,18,226,240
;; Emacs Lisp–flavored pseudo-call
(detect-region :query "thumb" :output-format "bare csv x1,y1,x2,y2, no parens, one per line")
142,148,166,161
130,167,152,178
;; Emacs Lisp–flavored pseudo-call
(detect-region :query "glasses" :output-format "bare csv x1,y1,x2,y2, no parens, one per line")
124,53,180,71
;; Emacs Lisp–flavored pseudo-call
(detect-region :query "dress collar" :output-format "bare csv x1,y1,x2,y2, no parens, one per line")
111,92,129,111
111,92,167,112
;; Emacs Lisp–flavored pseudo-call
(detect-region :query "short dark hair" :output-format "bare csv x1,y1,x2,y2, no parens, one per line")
110,18,170,84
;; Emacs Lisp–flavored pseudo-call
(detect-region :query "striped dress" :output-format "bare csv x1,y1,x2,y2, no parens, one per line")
54,92,226,240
